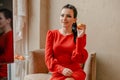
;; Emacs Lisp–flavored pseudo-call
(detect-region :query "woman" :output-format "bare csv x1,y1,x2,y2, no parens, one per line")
0,8,13,80
45,4,88,80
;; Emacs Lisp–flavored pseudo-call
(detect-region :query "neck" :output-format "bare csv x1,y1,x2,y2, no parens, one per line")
3,25,12,33
60,26,72,35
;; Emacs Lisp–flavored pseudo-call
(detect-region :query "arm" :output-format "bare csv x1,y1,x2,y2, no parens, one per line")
71,34,88,64
45,30,65,73
0,31,14,63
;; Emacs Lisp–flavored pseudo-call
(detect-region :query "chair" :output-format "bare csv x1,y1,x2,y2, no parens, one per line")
24,49,96,80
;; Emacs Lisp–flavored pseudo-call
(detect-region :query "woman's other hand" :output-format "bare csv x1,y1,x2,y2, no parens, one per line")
77,23,86,37
14,55,25,60
62,68,73,76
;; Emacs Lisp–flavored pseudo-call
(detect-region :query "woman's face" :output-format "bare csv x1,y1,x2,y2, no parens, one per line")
0,12,9,29
60,8,76,28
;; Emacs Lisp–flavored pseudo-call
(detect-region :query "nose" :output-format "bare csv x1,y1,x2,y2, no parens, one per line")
63,16,67,21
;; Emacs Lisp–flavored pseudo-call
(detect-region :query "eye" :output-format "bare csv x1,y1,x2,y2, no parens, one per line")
61,14,64,17
66,14,72,18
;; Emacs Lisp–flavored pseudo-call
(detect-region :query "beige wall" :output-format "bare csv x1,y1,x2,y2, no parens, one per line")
28,0,120,80
40,0,49,48
28,0,49,50
49,0,120,80
28,0,40,50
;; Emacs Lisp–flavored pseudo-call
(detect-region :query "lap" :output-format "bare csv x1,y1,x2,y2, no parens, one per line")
50,73,66,80
51,69,86,80
65,78,75,80
72,69,86,80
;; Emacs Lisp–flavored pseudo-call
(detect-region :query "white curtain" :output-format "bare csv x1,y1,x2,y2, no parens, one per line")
13,0,28,80
14,0,28,54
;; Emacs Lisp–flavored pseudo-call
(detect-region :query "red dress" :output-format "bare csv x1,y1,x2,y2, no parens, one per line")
45,30,88,80
0,31,14,77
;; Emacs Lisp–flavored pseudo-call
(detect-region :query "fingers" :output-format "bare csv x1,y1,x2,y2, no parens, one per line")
77,23,86,37
66,69,73,76
62,68,73,76
77,23,86,30
14,55,25,60
77,29,85,37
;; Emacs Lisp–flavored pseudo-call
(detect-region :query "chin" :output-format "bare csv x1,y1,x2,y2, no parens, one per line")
62,25,67,28
61,24,67,27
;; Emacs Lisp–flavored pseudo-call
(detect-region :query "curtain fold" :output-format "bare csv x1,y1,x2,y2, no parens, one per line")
13,0,28,80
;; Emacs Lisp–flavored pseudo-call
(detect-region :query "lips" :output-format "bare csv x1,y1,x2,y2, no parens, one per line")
62,22,68,24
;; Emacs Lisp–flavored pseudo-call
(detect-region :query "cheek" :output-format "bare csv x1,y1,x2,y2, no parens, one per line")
0,20,6,26
68,19,74,24
0,20,2,25
60,16,63,20
0,20,3,24
60,17,63,22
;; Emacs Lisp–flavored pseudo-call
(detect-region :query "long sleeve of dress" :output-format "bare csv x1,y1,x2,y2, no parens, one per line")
71,34,88,64
0,31,14,63
45,31,64,73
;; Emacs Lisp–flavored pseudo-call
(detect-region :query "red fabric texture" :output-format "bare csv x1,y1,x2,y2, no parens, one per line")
0,31,14,77
45,30,88,80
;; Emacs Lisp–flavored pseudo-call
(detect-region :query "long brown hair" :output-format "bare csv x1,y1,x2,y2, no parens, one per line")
62,4,78,43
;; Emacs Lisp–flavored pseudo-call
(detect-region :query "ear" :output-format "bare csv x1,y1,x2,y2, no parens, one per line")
7,18,11,24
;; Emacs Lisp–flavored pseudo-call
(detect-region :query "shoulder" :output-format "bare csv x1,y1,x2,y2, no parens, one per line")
47,29,58,33
47,29,59,35
6,31,13,38
46,29,60,39
6,31,13,36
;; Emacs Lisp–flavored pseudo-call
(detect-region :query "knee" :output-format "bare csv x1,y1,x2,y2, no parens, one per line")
72,70,86,80
65,78,75,80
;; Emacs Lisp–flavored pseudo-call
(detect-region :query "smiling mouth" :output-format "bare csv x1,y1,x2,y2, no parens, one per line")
62,22,68,24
